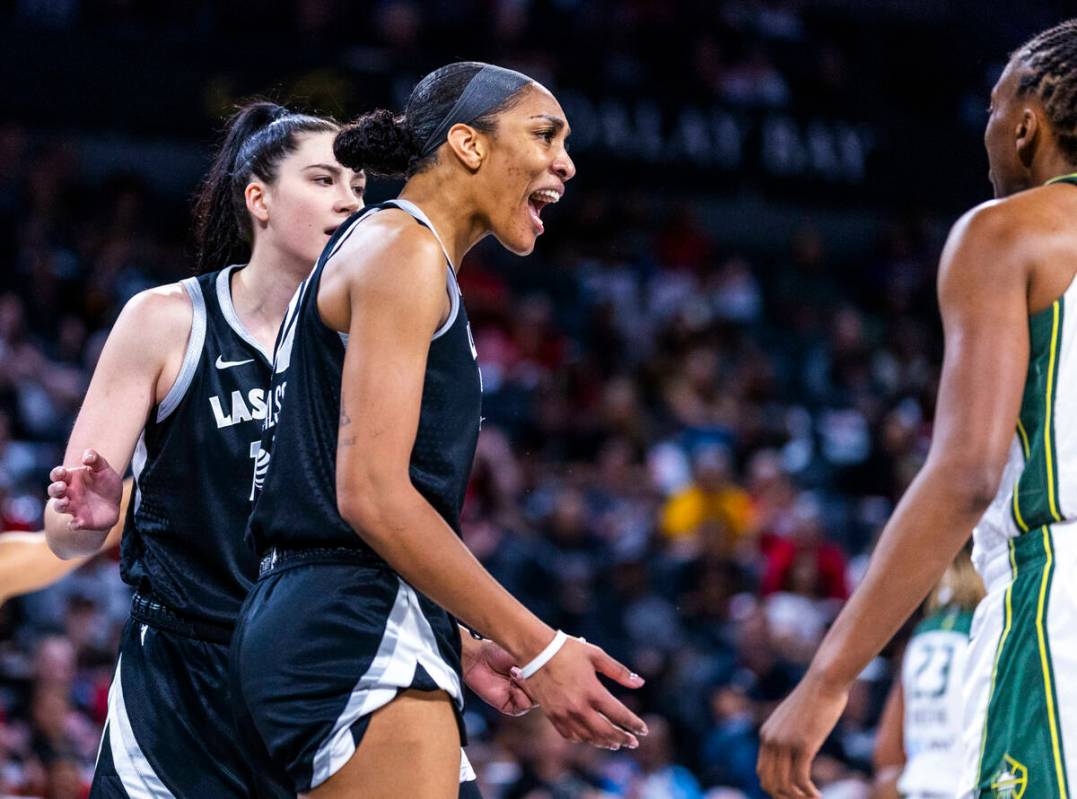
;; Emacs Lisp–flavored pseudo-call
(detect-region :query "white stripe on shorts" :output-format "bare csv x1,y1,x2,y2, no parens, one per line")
460,748,477,782
310,578,464,789
102,653,177,798
962,529,1077,794
1047,530,1077,785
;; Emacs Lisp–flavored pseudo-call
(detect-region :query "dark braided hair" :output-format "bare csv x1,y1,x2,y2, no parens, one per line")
1014,19,1077,163
334,62,531,179
192,101,338,273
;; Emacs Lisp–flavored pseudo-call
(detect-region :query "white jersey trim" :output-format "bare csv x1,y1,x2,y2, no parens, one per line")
974,274,1077,568
387,199,455,270
384,199,460,341
322,201,460,344
1054,280,1077,516
156,278,206,423
131,431,147,516
216,266,273,364
103,653,177,798
431,266,461,341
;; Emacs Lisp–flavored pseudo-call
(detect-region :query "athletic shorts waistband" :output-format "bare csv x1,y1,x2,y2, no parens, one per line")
129,592,235,644
258,546,386,578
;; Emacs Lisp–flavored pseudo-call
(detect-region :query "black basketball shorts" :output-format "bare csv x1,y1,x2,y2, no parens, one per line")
231,549,479,795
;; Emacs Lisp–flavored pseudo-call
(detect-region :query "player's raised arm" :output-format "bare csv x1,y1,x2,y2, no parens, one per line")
45,286,190,559
0,479,131,604
756,202,1030,798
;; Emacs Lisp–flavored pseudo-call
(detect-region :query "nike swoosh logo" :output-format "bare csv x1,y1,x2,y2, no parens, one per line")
215,355,255,370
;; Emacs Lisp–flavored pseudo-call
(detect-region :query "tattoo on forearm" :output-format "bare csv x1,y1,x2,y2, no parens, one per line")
340,409,352,428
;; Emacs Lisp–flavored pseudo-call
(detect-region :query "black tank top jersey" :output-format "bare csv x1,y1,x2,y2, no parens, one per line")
248,200,482,557
121,266,272,629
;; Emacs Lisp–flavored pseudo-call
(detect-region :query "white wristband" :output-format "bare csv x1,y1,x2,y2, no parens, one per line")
519,629,570,679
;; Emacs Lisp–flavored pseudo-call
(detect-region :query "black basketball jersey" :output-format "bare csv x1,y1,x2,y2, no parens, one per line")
121,266,272,629
248,200,483,557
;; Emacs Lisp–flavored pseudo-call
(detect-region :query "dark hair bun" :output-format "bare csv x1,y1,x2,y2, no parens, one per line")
334,109,419,178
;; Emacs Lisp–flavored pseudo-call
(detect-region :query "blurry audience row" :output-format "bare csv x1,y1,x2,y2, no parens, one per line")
0,104,944,795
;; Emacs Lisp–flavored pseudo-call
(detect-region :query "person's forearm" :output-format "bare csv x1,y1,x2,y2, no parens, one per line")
0,533,91,600
341,484,554,665
44,501,111,559
808,462,990,688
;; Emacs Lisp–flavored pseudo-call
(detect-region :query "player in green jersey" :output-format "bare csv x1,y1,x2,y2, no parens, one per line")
758,19,1077,799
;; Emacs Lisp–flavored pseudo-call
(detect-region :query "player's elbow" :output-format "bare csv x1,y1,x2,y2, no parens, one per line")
929,457,1005,515
336,468,407,544
337,493,379,539
44,529,97,560
43,512,77,560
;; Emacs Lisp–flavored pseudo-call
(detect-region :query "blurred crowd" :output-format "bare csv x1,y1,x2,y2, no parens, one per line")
8,0,824,109
0,1,993,798
0,130,944,799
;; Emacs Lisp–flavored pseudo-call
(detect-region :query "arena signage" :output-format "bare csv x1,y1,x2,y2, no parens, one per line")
557,90,874,184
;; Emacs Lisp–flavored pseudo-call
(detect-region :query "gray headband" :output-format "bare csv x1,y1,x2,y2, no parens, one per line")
420,65,533,158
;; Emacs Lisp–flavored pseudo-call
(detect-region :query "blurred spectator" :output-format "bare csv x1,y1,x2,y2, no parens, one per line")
699,683,763,798
500,714,612,798
612,714,704,799
660,445,755,557
761,493,848,600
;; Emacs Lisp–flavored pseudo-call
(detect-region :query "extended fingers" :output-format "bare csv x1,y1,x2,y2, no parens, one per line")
545,713,582,744
592,690,647,739
590,647,645,690
567,703,629,750
48,480,68,499
569,691,640,750
591,713,638,750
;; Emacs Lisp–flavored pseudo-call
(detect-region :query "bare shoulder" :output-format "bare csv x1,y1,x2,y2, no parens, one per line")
112,282,194,359
123,281,191,315
332,209,447,294
943,186,1077,310
956,184,1077,241
939,197,1030,293
947,197,1021,251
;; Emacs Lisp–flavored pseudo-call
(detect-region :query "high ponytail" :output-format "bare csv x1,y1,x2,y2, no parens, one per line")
333,109,418,179
334,61,531,180
192,101,338,274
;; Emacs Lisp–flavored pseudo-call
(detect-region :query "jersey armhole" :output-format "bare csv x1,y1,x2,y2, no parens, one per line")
431,266,460,341
314,206,379,344
383,199,458,341
334,267,456,347
317,203,457,344
156,278,207,422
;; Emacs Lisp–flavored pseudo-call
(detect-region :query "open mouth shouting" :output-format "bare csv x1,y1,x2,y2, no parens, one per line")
527,187,563,235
